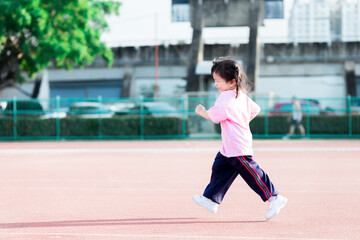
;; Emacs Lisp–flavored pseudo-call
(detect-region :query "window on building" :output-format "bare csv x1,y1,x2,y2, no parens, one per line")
171,0,190,22
265,0,284,19
50,80,122,99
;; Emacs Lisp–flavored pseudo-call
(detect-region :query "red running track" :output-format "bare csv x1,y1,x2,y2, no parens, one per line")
0,139,359,240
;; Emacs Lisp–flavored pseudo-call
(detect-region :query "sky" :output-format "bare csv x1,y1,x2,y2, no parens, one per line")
101,0,294,47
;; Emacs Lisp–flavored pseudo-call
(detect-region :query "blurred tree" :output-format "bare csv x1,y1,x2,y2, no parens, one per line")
0,0,120,90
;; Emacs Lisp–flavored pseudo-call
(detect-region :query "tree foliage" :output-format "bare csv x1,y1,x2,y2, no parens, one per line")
0,0,120,88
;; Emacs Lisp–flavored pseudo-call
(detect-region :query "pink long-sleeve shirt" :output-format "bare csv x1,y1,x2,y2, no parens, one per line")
207,90,260,157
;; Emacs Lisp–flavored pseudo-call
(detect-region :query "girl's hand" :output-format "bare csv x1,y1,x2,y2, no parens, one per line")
195,104,211,120
195,104,205,115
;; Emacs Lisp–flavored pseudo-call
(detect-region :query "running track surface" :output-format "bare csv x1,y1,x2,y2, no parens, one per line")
0,140,359,240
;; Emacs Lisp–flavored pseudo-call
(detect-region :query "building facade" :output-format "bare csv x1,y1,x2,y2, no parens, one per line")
289,0,360,44
20,42,359,112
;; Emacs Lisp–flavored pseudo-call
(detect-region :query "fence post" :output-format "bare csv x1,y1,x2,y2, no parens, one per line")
140,96,144,139
306,99,310,137
12,96,17,139
264,98,269,136
181,95,187,138
98,96,103,139
348,96,352,136
56,96,61,140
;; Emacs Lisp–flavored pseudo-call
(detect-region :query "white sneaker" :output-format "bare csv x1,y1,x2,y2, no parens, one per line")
266,195,287,220
192,195,219,213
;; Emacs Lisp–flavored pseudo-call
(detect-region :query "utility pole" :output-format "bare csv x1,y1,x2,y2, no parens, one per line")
154,13,159,97
186,0,204,92
345,61,357,97
247,0,263,92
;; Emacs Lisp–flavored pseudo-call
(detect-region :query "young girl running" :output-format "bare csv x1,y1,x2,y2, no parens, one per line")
193,57,287,220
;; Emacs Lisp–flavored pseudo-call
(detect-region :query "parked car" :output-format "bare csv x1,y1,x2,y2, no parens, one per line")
268,101,335,116
67,102,115,118
135,102,183,118
111,102,183,118
111,102,137,116
40,109,67,119
144,102,182,117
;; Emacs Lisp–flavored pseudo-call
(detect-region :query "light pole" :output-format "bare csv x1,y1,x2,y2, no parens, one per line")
154,13,159,98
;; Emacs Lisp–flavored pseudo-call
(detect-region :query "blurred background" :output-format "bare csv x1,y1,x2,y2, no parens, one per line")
0,0,359,140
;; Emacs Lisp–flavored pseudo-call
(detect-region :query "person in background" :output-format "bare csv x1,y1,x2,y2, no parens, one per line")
284,96,306,138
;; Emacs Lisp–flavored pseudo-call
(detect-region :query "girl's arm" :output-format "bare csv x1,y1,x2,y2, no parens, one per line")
195,104,211,121
249,96,261,122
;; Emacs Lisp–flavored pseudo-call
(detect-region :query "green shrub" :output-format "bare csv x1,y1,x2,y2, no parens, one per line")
0,118,13,137
100,116,140,136
1,114,359,139
0,115,187,139
17,118,56,137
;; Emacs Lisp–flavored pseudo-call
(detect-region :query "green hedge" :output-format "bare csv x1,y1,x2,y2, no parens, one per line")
1,115,359,139
0,115,187,139
215,115,360,135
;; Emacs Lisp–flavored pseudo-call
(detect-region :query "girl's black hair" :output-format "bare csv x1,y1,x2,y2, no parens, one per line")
211,57,253,97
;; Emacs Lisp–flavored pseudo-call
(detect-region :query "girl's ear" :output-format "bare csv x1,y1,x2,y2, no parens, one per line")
231,79,236,87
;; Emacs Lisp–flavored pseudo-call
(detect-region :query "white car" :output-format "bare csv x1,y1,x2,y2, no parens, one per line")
67,102,115,118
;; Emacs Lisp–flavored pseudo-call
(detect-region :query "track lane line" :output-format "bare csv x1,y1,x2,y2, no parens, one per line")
0,232,347,240
0,147,359,154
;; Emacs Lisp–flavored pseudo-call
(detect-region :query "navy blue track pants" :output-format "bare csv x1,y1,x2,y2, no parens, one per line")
203,152,279,204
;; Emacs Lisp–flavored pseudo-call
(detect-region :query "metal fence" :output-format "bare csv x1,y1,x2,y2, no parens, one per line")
0,96,359,140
